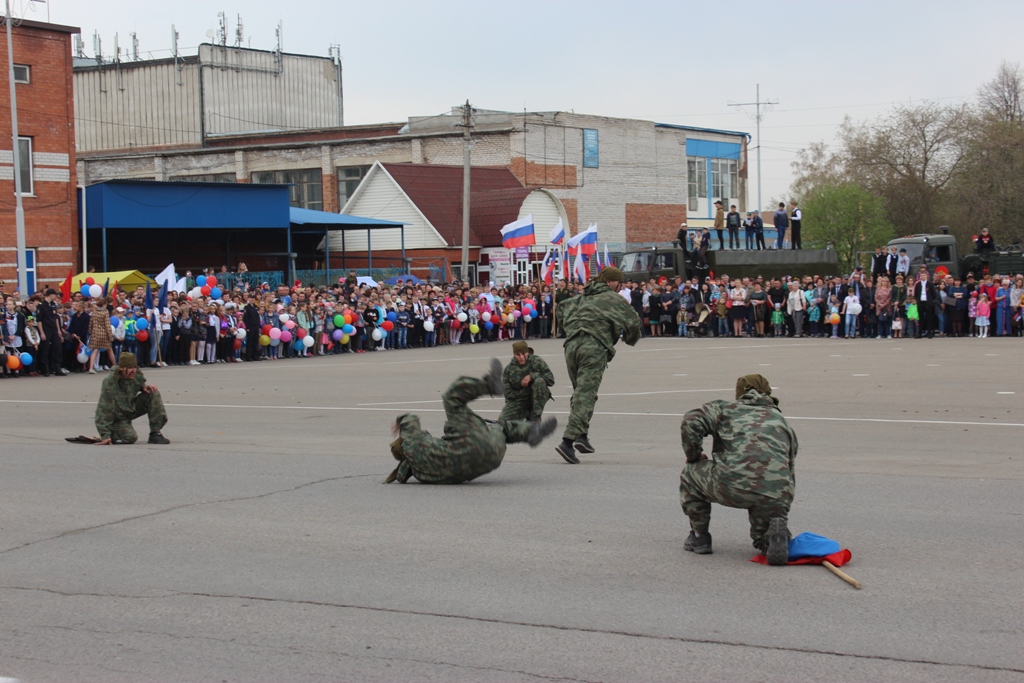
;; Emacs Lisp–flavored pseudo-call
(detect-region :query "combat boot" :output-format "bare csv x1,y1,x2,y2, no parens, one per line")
573,434,595,454
555,439,580,464
684,530,712,555
484,358,504,397
765,517,791,566
527,417,558,447
148,432,171,445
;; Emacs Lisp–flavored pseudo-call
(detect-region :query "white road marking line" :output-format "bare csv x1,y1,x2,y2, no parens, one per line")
927,364,940,367
4,400,1024,428
0,677,21,683
759,363,772,366
360,387,735,405
893,347,903,350
853,373,869,376
672,373,688,376
830,354,841,357
997,391,1015,395
986,353,998,356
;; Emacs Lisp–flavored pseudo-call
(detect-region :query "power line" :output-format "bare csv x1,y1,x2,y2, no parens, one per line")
729,84,778,211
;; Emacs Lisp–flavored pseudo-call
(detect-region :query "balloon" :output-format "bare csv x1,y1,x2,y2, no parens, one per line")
848,303,862,316
110,316,121,327
136,329,149,342
302,335,315,348
332,329,344,341
280,330,292,343
469,323,480,334
512,310,521,318
285,319,296,329
19,352,33,366
387,311,397,322
210,287,222,299
830,313,840,325
457,312,468,322
371,328,383,341
235,329,247,339
80,284,91,296
85,277,95,286
296,327,307,338
261,324,272,336
523,305,533,315
233,339,242,350
282,295,292,305
423,320,435,333
382,320,394,332
484,321,494,331
451,319,461,329
135,318,149,330
341,334,350,344
333,314,344,327
481,312,491,322
77,351,90,364
207,276,217,287
343,313,353,325
89,284,102,298
259,334,271,346
196,275,207,287
523,314,532,322
269,337,281,347
7,355,21,370
201,285,212,296
269,327,282,340
342,324,355,335
279,313,290,323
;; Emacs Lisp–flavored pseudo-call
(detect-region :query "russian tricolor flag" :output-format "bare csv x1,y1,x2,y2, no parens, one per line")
574,253,590,284
542,248,556,285
501,215,536,249
567,223,598,256
549,219,565,246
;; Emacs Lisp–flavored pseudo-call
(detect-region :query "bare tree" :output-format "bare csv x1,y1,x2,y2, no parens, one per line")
978,61,1024,125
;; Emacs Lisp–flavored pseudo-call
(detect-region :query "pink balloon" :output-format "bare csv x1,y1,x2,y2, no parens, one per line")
285,319,296,329
279,330,293,343
512,310,522,318
269,327,282,340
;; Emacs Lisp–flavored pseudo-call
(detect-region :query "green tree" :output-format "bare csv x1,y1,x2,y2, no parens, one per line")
802,183,895,273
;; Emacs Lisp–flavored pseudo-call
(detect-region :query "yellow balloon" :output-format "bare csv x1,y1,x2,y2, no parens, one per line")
341,334,350,344
259,334,271,346
469,324,480,334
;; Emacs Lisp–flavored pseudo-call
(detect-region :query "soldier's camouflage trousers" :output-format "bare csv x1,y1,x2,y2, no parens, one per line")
443,376,533,444
107,390,168,444
498,382,552,422
562,336,609,441
679,459,791,553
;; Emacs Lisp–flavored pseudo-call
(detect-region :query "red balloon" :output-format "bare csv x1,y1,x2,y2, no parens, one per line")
85,277,95,286
261,324,272,336
233,339,242,350
136,329,149,342
201,285,212,296
296,327,307,338
342,309,353,318
382,320,394,332
207,276,217,287
451,319,461,329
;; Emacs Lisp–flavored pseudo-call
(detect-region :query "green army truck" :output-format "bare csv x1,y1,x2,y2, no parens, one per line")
887,232,1024,280
619,244,838,283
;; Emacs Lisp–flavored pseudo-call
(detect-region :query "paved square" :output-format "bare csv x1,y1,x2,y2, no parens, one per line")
1,337,1022,682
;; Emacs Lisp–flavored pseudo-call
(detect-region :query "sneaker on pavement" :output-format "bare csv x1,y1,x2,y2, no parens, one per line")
765,517,791,566
527,416,558,447
573,434,595,454
484,358,504,397
555,439,580,464
148,432,171,445
684,530,713,555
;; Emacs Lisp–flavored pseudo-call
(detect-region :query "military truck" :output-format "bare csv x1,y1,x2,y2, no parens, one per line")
886,232,1024,280
619,244,838,283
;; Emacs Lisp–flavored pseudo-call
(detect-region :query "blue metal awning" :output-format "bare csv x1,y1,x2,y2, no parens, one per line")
289,207,403,228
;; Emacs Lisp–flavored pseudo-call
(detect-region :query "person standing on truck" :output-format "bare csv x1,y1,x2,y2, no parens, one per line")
743,212,754,250
751,211,765,250
727,205,742,250
773,203,789,250
713,200,726,250
974,227,995,254
789,201,802,250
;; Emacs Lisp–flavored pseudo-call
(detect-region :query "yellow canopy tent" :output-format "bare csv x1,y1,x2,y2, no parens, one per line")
71,270,155,293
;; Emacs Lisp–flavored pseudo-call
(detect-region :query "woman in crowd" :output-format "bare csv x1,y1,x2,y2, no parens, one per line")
87,297,113,374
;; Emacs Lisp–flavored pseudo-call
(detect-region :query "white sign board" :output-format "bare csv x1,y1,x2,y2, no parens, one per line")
484,248,512,284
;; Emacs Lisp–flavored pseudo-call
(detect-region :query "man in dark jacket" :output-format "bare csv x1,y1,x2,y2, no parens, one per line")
871,246,888,283
912,271,938,338
36,289,67,376
242,294,262,361
773,203,789,249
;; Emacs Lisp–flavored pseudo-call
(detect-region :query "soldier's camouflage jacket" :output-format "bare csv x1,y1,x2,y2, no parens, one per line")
557,281,642,360
94,370,148,440
502,355,555,401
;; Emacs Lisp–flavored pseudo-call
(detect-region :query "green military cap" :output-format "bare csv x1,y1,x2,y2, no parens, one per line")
736,374,778,406
598,266,623,283
117,352,138,368
512,341,533,355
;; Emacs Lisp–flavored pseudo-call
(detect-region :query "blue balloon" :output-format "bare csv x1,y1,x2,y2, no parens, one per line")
210,287,222,299
80,284,91,296
135,318,149,331
196,275,207,287
484,321,494,331
379,328,387,338
342,323,355,335
387,311,397,322
111,316,121,327
282,295,292,305
19,352,32,366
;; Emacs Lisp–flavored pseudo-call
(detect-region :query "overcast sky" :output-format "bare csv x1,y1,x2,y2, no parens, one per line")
40,0,1024,208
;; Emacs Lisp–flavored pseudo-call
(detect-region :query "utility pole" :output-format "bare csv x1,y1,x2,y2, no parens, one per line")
729,84,777,213
459,100,472,283
5,0,28,301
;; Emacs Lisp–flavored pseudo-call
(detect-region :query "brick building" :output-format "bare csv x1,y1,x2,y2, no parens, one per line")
0,19,79,293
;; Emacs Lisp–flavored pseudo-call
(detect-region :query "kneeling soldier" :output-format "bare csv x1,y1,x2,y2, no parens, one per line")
94,352,170,445
499,340,555,422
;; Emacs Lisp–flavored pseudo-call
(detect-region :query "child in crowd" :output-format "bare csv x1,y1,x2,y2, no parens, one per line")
976,293,991,338
842,287,860,339
807,297,821,337
829,295,841,339
771,303,785,338
905,297,919,339
968,291,979,337
123,311,138,358
396,302,410,349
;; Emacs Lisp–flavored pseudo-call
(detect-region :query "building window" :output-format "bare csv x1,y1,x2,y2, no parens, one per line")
711,158,738,202
173,173,235,183
338,165,370,209
16,137,32,195
24,247,36,294
687,156,706,212
583,129,599,168
13,64,29,84
252,168,323,210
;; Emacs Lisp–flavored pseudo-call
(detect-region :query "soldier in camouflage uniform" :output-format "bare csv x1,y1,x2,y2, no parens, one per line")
93,352,170,445
385,359,558,484
678,374,796,565
498,341,555,422
553,267,642,464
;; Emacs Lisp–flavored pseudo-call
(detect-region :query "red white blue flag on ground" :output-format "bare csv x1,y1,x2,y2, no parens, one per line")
568,223,598,256
501,215,536,249
549,219,565,246
751,532,852,567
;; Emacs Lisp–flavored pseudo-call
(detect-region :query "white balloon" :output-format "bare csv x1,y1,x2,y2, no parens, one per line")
523,314,532,322
457,312,468,322
423,321,435,333
235,329,247,339
849,303,863,316
302,335,315,347
88,284,102,298
481,312,491,322
371,328,383,341
279,313,290,323
77,352,90,364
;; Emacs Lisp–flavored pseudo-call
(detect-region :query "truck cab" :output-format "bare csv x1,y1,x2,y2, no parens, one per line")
887,234,960,279
619,248,688,283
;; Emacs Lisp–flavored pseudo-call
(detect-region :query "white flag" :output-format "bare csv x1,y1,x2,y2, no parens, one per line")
154,263,176,288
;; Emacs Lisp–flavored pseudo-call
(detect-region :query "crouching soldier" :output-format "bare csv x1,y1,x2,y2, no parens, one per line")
499,340,555,422
678,374,797,565
386,359,558,484
94,352,170,445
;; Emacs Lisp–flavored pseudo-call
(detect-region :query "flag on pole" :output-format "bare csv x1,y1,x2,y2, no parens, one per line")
102,278,110,297
560,248,568,281
594,246,604,274
604,243,612,269
574,253,589,284
154,263,176,289
541,247,556,285
110,281,119,300
567,223,598,256
751,533,852,567
549,219,565,246
59,269,72,303
144,280,153,310
174,276,188,294
500,215,537,248
158,279,169,311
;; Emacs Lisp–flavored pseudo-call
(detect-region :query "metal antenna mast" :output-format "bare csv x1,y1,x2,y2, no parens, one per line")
728,84,777,212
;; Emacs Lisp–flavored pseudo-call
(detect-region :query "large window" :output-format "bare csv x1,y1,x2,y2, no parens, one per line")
711,158,738,202
687,156,706,212
16,137,32,195
338,165,370,209
252,168,323,210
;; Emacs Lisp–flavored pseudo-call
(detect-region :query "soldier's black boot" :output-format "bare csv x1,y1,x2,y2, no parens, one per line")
573,434,595,454
527,417,558,447
148,432,170,445
684,530,712,555
766,517,791,566
484,358,504,397
555,438,580,464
